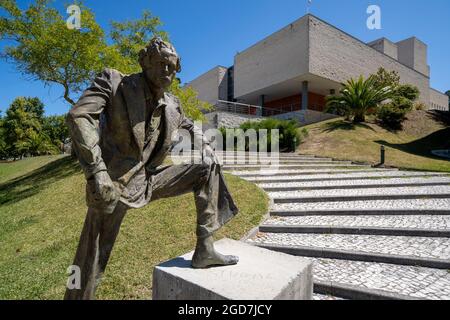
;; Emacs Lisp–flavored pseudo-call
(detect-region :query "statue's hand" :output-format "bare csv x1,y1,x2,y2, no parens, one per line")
87,171,119,214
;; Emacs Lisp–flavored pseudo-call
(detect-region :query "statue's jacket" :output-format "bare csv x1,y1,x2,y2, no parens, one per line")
67,68,237,222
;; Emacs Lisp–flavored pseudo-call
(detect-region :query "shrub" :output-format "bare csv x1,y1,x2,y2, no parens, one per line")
375,85,418,129
219,119,302,152
395,84,420,102
377,104,408,130
414,102,427,111
390,96,414,112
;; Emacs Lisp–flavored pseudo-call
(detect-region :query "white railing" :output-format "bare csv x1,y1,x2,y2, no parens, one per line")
216,100,261,115
216,100,299,117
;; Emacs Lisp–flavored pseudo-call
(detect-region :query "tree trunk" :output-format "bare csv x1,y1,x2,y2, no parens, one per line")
353,113,366,123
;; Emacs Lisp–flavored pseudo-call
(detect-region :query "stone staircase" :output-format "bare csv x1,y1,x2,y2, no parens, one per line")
218,151,450,300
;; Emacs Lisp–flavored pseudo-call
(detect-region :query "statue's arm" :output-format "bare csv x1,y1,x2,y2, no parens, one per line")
176,101,210,149
177,102,220,164
66,69,112,179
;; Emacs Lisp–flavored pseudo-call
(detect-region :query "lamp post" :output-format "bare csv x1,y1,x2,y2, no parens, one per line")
380,145,385,166
292,137,298,153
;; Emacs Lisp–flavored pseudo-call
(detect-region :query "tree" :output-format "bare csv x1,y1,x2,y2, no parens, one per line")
372,67,400,91
373,68,420,101
3,97,42,158
325,75,393,123
170,79,213,121
0,112,7,159
1,1,209,121
109,10,168,74
0,0,166,105
1,97,57,159
20,129,57,156
22,97,44,120
42,114,69,147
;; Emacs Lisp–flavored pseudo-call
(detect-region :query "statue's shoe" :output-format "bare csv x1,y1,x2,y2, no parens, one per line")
191,253,239,269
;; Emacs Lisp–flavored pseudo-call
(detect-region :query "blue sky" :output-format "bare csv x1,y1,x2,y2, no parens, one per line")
1,0,449,115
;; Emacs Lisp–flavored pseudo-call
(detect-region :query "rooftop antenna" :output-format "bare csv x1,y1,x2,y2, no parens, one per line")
306,0,312,14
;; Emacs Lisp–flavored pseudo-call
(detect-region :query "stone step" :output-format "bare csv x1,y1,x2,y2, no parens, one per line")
263,215,450,231
314,280,414,300
271,199,450,216
217,155,329,160
173,159,351,166
312,258,450,300
248,233,450,269
272,209,450,217
258,177,450,191
259,225,450,238
230,168,397,177
221,160,349,165
312,293,346,300
224,164,370,171
214,152,315,158
243,171,448,183
269,186,450,203
173,156,328,161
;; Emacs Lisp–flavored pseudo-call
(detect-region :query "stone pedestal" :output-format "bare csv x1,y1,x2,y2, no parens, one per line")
152,238,313,300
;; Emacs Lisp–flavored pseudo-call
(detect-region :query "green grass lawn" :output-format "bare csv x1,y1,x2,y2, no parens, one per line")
299,110,450,172
0,156,269,300
0,155,67,184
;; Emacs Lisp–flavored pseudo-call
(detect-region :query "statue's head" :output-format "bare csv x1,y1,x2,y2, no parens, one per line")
139,37,181,90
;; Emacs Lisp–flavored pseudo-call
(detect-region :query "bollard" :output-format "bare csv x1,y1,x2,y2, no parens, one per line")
380,145,385,165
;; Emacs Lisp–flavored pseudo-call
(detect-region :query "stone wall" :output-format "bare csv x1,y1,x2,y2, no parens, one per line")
273,110,338,126
202,110,338,131
308,16,431,107
202,112,265,130
234,15,309,98
186,66,228,105
430,89,449,111
367,38,398,60
397,37,429,77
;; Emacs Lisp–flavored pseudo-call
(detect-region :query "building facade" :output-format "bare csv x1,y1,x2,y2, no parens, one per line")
187,14,449,118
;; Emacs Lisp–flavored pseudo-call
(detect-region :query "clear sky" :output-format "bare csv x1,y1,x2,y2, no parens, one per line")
1,0,449,115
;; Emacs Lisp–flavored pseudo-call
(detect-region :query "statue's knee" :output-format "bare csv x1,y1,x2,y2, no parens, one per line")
196,162,211,184
201,162,212,176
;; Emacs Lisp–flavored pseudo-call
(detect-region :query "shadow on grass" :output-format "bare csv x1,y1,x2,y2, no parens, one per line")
0,157,82,206
321,120,376,133
427,110,450,127
375,127,450,161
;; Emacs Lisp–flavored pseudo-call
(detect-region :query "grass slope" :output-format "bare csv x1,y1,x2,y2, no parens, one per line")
0,156,269,300
300,110,450,172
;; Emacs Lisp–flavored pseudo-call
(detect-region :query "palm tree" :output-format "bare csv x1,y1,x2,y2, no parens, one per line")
326,75,393,123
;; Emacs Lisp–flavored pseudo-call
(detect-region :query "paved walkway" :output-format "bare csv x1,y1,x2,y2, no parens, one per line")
219,152,450,300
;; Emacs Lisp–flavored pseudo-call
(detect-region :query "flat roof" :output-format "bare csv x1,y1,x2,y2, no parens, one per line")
236,14,430,79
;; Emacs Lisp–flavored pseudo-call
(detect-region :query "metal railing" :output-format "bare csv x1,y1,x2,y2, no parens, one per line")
216,100,303,117
216,100,261,115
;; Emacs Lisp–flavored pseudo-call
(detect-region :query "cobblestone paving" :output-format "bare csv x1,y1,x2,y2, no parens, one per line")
231,168,394,176
219,158,340,162
264,215,450,230
226,163,364,168
310,258,450,300
258,177,450,189
268,186,450,199
227,154,450,299
248,233,450,260
173,157,334,164
273,198,450,212
244,171,448,181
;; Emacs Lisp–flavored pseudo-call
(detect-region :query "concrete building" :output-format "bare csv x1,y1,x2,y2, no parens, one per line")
187,14,449,127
